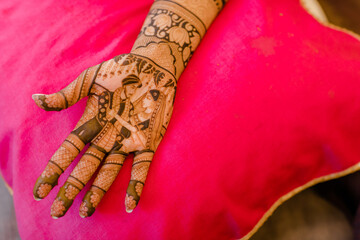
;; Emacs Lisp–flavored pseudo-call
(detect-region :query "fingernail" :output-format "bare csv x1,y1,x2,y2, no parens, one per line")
32,94,43,100
33,195,41,201
31,94,46,110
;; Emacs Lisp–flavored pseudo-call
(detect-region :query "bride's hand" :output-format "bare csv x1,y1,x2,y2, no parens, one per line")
32,53,176,218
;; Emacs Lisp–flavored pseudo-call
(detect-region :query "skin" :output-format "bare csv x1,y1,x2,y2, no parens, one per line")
32,0,228,219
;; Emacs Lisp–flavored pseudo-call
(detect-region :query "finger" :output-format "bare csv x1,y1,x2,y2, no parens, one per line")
79,151,127,218
32,63,102,111
33,133,85,200
50,144,107,219
33,98,104,201
125,150,154,213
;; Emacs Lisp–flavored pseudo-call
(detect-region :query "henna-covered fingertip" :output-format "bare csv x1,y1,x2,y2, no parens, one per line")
79,201,91,218
31,94,45,109
125,194,137,213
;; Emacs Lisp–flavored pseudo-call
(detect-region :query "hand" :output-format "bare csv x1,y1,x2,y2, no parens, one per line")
32,53,177,218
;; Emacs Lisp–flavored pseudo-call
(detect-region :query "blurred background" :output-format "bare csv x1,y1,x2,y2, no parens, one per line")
1,0,359,239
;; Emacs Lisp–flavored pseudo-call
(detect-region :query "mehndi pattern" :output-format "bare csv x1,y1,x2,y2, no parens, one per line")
33,0,227,218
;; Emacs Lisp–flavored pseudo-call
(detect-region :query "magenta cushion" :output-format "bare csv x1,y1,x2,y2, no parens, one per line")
1,0,360,239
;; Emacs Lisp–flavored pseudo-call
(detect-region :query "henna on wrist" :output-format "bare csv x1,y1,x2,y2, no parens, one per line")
131,0,227,78
33,0,227,218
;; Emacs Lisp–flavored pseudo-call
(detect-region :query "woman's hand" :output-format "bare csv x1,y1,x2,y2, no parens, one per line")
32,53,176,218
32,0,227,219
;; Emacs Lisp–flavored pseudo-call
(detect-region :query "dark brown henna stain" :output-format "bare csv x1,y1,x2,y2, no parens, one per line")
79,153,126,217
50,182,82,218
50,145,106,218
125,152,153,212
32,93,65,111
33,163,61,200
34,0,226,215
33,133,88,200
32,64,102,112
79,187,105,218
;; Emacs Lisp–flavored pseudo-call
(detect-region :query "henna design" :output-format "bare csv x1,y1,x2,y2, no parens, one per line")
125,152,154,212
36,183,52,198
79,153,126,217
34,0,226,217
90,192,102,208
93,164,121,191
132,1,205,77
64,184,80,200
69,146,106,187
125,195,137,213
33,133,86,200
34,53,177,217
135,182,144,196
41,164,58,178
32,64,101,111
132,0,227,78
79,202,89,218
51,198,66,218
167,0,218,27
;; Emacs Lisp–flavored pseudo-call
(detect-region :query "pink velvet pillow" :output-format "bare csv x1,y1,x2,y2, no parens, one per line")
1,0,360,239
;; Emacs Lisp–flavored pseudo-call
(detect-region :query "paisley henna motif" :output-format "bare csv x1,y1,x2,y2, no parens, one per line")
33,0,227,218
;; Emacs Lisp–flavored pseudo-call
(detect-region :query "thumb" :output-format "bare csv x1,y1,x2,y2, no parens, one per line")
32,63,102,111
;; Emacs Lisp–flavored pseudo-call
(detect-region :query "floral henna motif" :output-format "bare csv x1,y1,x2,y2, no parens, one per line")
36,183,52,198
79,190,100,218
33,0,227,217
153,13,172,29
64,184,80,200
79,202,89,218
90,192,101,208
133,3,204,75
51,198,66,217
41,164,57,178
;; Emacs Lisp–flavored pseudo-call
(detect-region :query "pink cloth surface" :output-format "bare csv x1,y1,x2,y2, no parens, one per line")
1,0,360,239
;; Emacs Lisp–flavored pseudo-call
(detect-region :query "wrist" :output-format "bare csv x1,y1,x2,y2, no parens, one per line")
130,46,181,80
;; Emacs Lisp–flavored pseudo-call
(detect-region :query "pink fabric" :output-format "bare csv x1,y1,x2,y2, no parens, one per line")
1,0,360,239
